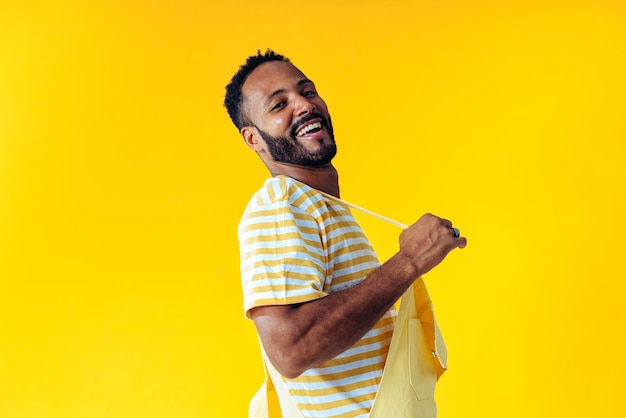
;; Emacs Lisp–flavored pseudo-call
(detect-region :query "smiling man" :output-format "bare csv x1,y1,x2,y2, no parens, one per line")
224,49,466,418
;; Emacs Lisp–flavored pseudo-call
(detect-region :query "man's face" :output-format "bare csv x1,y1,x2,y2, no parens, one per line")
241,61,336,166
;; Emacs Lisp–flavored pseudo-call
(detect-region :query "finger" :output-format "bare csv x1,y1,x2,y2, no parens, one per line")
440,218,453,228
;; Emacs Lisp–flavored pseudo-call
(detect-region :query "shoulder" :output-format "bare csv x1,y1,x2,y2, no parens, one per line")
245,176,325,215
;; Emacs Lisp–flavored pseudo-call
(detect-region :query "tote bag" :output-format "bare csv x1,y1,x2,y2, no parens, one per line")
248,277,448,418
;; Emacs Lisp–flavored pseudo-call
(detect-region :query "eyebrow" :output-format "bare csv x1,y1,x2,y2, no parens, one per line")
265,78,314,106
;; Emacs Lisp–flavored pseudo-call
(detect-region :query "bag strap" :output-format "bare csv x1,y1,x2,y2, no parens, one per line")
249,347,304,417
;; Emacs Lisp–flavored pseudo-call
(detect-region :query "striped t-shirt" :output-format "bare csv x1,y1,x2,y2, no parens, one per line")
239,175,397,417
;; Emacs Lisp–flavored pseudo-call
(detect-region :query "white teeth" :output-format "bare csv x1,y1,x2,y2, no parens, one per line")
297,122,322,136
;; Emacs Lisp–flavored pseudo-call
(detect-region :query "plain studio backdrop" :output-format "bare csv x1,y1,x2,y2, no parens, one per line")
1,1,625,417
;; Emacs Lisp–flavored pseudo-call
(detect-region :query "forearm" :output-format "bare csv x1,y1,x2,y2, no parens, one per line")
252,251,419,378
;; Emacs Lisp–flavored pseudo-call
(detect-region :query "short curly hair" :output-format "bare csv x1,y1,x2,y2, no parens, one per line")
224,49,291,130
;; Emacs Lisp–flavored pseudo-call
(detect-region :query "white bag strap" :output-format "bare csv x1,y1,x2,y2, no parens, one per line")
249,347,304,417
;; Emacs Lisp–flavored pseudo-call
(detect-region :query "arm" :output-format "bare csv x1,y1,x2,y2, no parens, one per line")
250,213,467,379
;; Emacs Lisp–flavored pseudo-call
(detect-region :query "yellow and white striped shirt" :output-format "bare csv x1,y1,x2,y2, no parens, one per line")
239,175,396,417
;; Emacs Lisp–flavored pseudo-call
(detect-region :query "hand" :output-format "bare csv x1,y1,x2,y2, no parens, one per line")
398,213,467,277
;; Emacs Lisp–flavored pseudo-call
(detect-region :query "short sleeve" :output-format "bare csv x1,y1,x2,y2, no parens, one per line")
238,198,328,317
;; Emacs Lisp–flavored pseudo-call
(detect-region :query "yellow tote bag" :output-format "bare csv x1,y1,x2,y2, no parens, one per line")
249,277,448,418
368,277,447,418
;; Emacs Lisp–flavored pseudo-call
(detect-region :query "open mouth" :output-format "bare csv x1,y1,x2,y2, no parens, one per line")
295,120,323,137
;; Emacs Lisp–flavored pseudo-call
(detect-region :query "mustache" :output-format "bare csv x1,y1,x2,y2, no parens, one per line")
290,113,329,138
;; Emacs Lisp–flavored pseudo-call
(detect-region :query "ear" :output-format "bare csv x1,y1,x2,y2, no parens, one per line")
241,126,263,151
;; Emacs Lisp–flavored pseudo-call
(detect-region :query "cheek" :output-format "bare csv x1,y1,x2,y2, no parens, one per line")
316,98,329,115
273,116,287,126
269,115,291,133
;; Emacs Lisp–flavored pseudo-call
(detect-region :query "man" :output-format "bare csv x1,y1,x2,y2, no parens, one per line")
224,50,466,417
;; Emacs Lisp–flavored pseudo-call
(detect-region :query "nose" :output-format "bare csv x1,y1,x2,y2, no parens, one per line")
294,95,315,116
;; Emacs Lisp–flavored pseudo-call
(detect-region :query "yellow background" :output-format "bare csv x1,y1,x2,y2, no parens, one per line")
1,0,625,416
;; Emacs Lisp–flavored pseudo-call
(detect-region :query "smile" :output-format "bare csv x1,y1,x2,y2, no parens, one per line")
296,121,322,137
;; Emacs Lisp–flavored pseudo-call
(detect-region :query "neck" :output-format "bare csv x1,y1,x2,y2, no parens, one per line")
268,162,340,198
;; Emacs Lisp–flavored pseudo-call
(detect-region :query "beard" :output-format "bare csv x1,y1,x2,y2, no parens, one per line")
255,113,337,167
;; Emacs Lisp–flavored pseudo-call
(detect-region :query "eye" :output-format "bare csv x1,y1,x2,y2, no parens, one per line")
303,90,317,97
270,101,286,111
